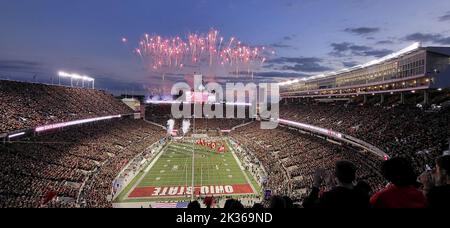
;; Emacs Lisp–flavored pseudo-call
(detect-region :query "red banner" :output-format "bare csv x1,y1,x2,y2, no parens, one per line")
196,139,227,153
129,184,254,198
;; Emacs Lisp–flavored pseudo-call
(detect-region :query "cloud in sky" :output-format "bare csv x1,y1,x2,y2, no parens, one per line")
342,61,359,68
376,40,395,45
404,33,450,45
229,71,309,83
344,27,381,36
278,64,331,72
270,43,293,48
330,42,393,58
0,60,43,72
265,57,333,73
438,11,450,21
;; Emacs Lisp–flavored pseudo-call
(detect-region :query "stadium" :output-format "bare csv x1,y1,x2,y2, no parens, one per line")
1,1,450,210
1,42,449,209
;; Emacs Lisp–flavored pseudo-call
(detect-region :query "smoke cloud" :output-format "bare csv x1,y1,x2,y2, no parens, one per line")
182,119,191,135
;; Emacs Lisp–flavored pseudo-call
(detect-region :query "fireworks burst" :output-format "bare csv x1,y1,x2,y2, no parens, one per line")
123,29,275,77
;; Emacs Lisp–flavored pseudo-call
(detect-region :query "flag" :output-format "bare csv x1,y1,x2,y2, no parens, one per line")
203,196,216,208
42,191,57,205
176,202,190,208
218,145,226,153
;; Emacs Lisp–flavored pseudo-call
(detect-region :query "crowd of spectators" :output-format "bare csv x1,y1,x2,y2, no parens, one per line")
0,119,165,208
188,155,450,208
230,122,384,201
300,155,450,208
279,98,450,176
0,80,133,134
1,79,449,208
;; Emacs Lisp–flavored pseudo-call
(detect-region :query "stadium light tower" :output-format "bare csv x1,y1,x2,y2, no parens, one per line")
58,71,95,89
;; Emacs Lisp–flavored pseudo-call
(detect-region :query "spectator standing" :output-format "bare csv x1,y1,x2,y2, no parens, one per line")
426,156,450,208
370,157,427,208
303,161,369,208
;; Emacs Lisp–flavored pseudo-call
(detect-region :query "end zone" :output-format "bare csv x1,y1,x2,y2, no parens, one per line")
129,184,255,199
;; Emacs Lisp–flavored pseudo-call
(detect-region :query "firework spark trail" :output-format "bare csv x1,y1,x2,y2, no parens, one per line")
124,29,275,77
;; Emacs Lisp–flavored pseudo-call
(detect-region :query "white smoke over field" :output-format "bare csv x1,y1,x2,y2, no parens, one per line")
182,119,191,135
167,119,175,135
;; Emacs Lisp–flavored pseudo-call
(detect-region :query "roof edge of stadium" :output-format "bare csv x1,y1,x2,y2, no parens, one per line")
279,42,422,86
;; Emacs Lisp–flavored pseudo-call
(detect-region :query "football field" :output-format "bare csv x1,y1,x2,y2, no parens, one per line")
115,139,260,204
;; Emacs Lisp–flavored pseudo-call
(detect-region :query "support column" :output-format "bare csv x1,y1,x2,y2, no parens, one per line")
447,138,450,152
363,95,368,104
380,94,385,104
423,91,429,105
400,92,405,105
448,138,450,153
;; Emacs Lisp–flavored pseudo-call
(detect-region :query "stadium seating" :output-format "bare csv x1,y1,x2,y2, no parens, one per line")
279,101,450,175
142,94,450,205
1,80,449,208
0,119,165,208
0,80,133,135
230,122,384,201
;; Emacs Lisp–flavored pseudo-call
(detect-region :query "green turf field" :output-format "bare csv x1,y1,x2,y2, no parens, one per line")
115,139,260,203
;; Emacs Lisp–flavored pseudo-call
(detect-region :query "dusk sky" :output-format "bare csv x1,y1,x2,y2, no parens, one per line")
1,0,450,95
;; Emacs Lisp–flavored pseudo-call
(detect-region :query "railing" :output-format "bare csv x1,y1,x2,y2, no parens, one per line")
1,113,135,141
281,74,429,96
274,119,389,160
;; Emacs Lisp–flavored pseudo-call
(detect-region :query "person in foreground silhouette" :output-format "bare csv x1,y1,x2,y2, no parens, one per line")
223,199,245,209
187,201,201,209
303,160,369,208
370,157,426,208
425,155,450,208
269,196,286,209
252,203,265,209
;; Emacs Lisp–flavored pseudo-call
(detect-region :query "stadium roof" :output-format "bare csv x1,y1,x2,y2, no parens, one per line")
279,42,423,86
425,47,450,56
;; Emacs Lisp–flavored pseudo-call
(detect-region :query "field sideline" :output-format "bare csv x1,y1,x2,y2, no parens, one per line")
114,139,261,204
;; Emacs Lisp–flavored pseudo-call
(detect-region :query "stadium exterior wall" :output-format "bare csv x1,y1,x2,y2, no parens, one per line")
280,46,450,98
